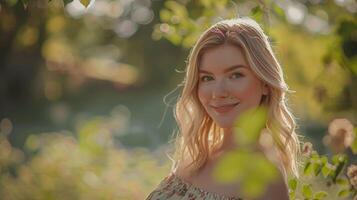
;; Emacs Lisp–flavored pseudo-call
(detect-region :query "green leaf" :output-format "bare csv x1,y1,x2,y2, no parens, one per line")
304,162,314,176
336,178,349,186
272,4,285,18
251,5,262,15
166,33,182,45
321,164,333,177
233,106,267,147
331,155,347,182
313,191,328,199
242,176,266,199
212,150,244,183
251,6,263,23
80,0,90,7
213,150,278,199
302,184,313,199
253,154,278,181
288,179,297,191
337,189,350,197
165,1,188,18
332,154,347,165
320,156,328,165
312,162,322,176
182,32,200,48
159,9,172,22
310,151,320,160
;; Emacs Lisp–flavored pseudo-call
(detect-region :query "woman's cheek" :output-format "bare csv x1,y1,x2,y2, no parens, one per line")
232,79,253,94
198,85,211,103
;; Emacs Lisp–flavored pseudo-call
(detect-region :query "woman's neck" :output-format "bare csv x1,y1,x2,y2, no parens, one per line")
210,128,238,158
221,127,238,151
215,127,263,156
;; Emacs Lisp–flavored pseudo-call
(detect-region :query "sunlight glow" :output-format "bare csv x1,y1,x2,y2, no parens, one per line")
114,19,138,38
285,2,306,25
303,14,330,34
65,0,95,18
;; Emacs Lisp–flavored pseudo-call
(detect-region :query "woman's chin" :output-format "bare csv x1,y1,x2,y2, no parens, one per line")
215,121,234,129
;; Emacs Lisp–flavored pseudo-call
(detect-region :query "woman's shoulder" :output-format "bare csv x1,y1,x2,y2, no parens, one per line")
170,154,196,179
145,157,243,200
145,171,243,200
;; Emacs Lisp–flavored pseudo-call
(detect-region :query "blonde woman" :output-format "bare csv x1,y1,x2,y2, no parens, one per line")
145,17,300,200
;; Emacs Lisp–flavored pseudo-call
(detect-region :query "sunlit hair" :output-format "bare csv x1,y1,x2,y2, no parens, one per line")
170,17,301,178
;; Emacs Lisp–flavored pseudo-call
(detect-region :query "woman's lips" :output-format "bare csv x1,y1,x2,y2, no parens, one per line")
211,103,239,114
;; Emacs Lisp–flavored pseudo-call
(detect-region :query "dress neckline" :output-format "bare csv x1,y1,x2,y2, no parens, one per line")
169,172,243,200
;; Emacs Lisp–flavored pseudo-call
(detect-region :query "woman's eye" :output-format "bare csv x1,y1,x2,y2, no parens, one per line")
231,72,243,79
200,76,213,82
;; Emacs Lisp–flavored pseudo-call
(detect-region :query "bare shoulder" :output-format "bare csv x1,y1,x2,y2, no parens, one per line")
256,147,290,200
254,162,289,200
172,156,193,180
258,173,289,200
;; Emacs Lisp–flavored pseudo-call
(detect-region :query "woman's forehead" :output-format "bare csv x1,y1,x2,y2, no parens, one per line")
199,44,249,71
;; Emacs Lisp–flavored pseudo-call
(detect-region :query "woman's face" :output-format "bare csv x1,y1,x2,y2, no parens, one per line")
197,43,268,128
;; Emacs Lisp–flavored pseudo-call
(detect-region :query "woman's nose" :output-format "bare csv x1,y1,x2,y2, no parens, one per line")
212,79,229,99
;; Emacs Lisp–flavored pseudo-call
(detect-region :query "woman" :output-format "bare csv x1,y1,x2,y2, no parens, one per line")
145,17,301,200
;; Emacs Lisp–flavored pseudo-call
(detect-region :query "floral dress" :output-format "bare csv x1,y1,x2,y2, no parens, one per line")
145,172,243,200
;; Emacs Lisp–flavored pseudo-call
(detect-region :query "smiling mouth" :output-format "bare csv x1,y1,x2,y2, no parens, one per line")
211,103,239,114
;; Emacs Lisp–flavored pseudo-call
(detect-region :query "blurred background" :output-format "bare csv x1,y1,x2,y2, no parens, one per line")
0,0,356,199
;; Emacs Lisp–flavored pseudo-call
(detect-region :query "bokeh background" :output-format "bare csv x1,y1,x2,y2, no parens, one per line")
0,0,356,199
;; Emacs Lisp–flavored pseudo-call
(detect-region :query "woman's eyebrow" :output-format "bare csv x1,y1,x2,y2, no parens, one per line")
198,65,246,74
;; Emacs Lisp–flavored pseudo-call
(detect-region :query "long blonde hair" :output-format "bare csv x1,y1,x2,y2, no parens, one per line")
170,17,301,178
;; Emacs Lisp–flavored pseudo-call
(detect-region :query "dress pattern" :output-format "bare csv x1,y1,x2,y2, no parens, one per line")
145,172,243,200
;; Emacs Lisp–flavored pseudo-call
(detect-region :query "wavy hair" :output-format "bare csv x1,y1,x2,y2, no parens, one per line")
169,17,301,178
